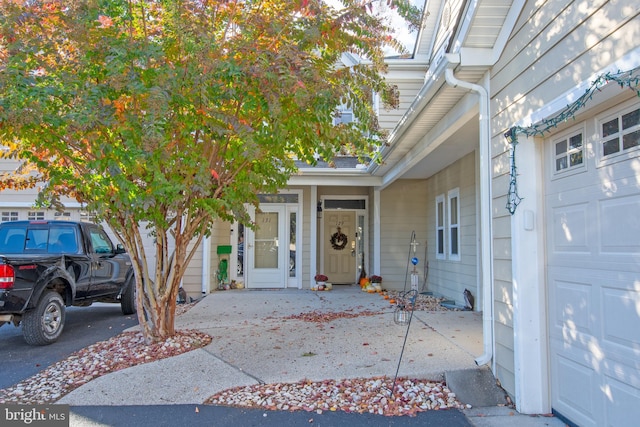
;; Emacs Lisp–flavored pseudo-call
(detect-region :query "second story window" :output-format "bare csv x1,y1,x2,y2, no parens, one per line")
333,107,354,126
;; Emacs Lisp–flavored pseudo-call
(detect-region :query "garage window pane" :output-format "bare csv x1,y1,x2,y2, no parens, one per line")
622,130,640,150
569,135,583,166
554,132,583,172
602,118,619,137
621,108,639,129
603,138,620,156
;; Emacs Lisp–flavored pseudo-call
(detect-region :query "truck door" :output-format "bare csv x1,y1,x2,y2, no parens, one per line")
86,225,124,297
47,225,92,300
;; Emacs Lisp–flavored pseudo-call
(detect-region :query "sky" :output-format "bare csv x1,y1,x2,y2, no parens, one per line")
325,0,424,56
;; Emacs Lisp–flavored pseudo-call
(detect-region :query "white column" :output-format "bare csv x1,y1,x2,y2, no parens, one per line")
310,186,318,288
373,188,381,274
511,135,550,414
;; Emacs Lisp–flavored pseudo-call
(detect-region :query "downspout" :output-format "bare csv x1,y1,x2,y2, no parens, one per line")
444,57,494,367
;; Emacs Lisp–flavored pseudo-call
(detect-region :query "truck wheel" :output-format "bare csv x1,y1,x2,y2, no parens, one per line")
121,278,137,315
22,291,66,346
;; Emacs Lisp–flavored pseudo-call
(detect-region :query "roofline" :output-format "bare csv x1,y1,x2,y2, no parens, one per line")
288,170,382,187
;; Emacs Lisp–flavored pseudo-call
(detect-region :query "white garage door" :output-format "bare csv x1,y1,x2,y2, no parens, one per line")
545,99,640,427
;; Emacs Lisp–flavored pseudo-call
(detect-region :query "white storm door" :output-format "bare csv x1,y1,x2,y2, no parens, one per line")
246,205,287,288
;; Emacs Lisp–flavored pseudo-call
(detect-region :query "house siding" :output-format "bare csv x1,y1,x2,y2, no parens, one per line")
490,0,639,405
424,152,478,306
378,79,425,131
378,179,428,289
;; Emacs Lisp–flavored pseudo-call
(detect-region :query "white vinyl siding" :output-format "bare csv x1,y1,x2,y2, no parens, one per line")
377,79,425,131
425,153,477,306
378,179,428,290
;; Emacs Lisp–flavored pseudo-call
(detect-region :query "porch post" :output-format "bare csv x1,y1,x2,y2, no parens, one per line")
310,185,318,288
373,188,381,275
510,135,550,414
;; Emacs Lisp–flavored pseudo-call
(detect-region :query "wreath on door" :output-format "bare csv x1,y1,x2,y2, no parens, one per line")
330,227,348,250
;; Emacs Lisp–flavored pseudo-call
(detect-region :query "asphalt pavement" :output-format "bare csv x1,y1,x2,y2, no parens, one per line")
0,303,138,389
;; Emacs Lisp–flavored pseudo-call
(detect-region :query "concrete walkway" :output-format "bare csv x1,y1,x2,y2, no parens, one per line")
58,286,567,427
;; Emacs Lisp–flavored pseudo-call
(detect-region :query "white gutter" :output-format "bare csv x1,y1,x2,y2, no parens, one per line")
444,55,494,367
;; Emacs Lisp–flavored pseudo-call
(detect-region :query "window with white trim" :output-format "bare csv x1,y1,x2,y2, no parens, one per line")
554,131,584,173
435,194,445,259
600,106,640,157
54,212,72,220
333,107,354,126
1,211,19,222
80,211,97,223
448,188,460,261
28,211,45,221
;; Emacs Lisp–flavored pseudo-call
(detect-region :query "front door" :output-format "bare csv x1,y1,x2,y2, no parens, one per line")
246,205,287,288
323,210,356,284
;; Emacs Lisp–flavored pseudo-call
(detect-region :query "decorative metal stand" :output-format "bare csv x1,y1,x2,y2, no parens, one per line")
391,231,421,398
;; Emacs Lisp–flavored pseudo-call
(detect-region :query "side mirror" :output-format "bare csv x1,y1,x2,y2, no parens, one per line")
115,244,127,254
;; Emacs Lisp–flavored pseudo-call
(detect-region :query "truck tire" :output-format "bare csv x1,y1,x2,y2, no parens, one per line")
22,291,66,346
121,278,137,315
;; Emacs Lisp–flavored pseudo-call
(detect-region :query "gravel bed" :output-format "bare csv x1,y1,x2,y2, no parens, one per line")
206,377,469,416
383,291,451,311
0,328,211,405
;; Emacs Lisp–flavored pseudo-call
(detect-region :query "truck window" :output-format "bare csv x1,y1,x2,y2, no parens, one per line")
25,228,49,251
89,228,113,254
0,229,27,253
48,227,79,253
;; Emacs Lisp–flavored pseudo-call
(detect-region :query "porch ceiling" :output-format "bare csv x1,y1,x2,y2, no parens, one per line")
373,66,486,183
371,0,517,184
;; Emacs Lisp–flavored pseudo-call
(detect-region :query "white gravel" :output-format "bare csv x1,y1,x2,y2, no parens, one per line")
206,377,469,416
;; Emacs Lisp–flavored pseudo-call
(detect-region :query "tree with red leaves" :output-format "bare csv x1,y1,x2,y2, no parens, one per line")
0,0,422,343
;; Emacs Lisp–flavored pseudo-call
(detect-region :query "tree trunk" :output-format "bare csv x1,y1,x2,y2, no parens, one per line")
112,213,206,344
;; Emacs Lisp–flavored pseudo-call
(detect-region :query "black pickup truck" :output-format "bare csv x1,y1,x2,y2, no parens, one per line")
0,220,136,345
